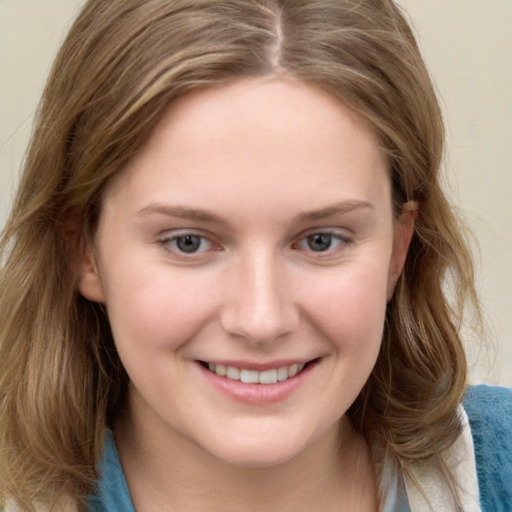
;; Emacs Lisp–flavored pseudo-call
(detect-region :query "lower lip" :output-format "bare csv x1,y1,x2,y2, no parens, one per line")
197,361,317,405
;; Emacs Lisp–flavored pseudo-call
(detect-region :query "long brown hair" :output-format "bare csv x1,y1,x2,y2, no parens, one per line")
0,0,478,509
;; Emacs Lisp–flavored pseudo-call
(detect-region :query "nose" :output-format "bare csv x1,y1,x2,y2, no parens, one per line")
220,249,299,345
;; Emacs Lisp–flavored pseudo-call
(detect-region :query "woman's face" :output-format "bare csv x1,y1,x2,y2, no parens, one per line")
79,78,412,467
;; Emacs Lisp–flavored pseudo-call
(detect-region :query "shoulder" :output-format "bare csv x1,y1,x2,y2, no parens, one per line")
464,384,512,512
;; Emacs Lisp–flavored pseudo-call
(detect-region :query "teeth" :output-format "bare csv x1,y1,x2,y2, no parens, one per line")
215,364,227,376
288,364,299,378
226,366,240,380
240,369,259,384
259,369,277,384
207,362,306,384
277,366,289,381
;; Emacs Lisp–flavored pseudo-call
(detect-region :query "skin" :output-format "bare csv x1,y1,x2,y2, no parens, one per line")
79,77,414,511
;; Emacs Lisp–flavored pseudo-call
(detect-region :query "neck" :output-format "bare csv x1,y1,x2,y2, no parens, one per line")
114,397,378,512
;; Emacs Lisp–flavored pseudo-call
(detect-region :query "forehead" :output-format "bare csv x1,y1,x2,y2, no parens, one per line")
105,77,390,217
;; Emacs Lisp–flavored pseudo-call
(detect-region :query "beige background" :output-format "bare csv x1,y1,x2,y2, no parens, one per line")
1,1,511,386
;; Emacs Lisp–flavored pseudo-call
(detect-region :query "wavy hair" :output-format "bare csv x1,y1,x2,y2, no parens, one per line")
0,0,478,509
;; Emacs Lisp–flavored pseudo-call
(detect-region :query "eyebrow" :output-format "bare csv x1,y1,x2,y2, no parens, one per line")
137,199,374,224
137,204,227,224
296,200,374,221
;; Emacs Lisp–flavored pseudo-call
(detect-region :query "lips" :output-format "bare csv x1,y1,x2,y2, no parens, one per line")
198,358,317,404
205,362,306,384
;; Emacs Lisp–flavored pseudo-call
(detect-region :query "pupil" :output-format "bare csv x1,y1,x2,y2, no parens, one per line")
176,235,201,253
307,234,332,252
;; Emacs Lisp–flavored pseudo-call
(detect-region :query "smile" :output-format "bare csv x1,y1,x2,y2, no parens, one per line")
204,362,307,384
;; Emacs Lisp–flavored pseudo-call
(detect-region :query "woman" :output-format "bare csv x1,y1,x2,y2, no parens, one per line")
0,1,511,511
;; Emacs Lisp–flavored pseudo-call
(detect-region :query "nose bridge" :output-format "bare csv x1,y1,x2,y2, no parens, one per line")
220,244,298,344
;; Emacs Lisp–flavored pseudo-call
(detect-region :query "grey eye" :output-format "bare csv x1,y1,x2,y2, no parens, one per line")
306,234,333,252
176,235,202,253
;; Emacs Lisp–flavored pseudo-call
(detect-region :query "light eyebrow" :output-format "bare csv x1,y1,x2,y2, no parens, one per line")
297,200,374,222
137,204,228,225
137,200,373,225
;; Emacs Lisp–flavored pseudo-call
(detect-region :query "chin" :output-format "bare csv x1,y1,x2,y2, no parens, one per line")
210,444,302,469
199,425,319,469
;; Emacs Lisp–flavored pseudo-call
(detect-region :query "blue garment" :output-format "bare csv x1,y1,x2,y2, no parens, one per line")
90,385,512,511
464,385,512,512
86,430,136,512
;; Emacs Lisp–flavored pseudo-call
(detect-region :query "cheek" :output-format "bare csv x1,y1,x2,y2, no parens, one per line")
302,259,390,352
100,262,218,354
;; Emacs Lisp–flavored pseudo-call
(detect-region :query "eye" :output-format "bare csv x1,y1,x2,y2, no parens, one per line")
174,235,204,253
158,233,215,255
306,233,335,252
294,231,351,253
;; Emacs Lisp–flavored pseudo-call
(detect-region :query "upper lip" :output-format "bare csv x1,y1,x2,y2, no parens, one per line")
198,358,318,371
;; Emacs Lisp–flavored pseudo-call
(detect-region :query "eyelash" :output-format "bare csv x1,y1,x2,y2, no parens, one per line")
293,230,353,254
156,229,353,258
157,232,217,257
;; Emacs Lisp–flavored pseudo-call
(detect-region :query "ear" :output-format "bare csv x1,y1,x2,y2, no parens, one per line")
387,201,417,300
77,244,106,303
60,216,106,303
